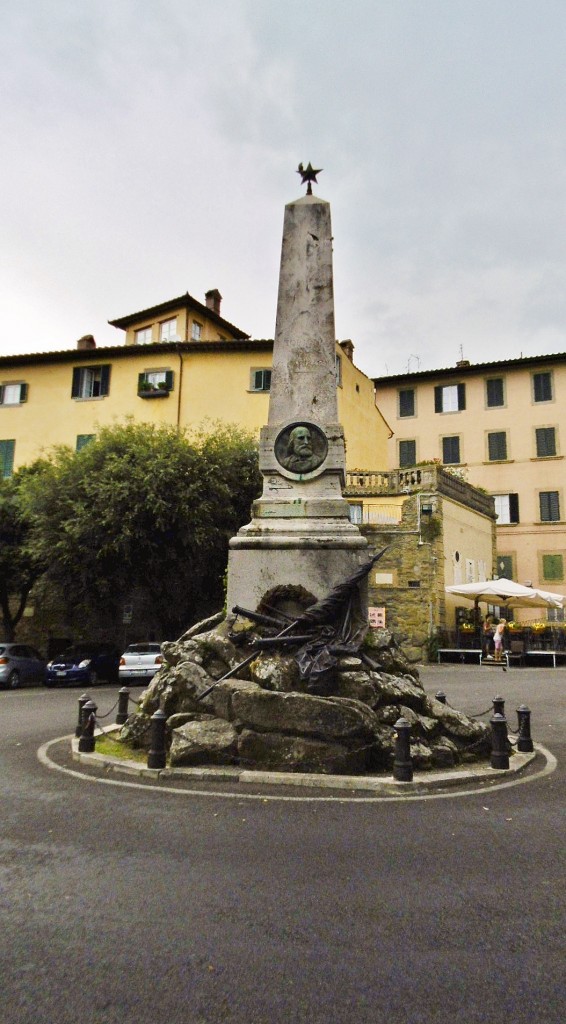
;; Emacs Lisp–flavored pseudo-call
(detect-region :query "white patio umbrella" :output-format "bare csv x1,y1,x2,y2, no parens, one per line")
445,578,564,609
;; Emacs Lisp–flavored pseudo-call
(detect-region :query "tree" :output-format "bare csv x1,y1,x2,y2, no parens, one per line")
0,464,49,640
23,421,261,639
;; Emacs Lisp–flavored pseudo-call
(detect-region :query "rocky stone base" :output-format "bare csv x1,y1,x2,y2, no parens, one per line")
119,612,491,774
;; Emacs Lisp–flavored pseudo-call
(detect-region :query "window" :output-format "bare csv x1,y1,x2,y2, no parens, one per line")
160,318,178,342
541,554,564,582
486,377,504,408
535,427,557,458
191,321,202,341
335,354,342,387
399,388,415,417
496,554,515,579
533,371,553,403
488,431,507,461
71,365,111,399
138,370,174,393
134,327,153,345
399,439,416,467
0,383,28,406
250,369,272,392
493,494,519,524
76,434,95,451
348,503,363,524
434,383,466,413
0,439,15,478
539,491,560,522
442,435,460,464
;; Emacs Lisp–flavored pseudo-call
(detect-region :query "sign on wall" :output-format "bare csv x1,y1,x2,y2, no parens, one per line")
368,606,386,628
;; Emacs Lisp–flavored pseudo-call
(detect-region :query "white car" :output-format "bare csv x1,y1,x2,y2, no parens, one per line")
119,643,163,682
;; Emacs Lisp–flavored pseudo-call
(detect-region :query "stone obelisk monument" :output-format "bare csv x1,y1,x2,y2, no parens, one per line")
227,164,368,613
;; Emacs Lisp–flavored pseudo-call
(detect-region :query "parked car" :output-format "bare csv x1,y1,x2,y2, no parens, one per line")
44,643,121,687
0,643,47,689
119,643,163,682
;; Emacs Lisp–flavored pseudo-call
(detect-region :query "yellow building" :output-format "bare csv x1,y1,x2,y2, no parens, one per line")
373,354,566,619
0,290,389,476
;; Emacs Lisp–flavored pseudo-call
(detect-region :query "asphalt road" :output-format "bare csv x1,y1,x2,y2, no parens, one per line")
1,666,564,1024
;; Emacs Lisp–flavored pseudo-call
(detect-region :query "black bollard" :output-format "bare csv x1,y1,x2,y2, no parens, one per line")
76,693,90,737
516,705,534,753
435,691,447,705
147,709,167,770
490,712,510,769
492,695,505,717
116,687,130,726
393,717,413,782
78,700,98,753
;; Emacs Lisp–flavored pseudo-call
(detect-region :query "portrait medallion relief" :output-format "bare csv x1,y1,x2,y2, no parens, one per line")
274,422,328,476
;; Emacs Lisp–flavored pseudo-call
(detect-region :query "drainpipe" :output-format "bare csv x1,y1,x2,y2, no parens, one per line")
176,344,184,432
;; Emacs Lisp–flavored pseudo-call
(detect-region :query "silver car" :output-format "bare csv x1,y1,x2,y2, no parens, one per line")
0,643,46,689
119,643,163,682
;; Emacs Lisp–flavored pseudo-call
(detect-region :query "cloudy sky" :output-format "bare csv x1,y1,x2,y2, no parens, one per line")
2,0,566,378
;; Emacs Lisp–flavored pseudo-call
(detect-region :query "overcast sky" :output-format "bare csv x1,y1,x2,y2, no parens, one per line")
2,0,566,378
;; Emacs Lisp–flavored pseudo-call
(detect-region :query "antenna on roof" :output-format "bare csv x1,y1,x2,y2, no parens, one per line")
407,354,420,373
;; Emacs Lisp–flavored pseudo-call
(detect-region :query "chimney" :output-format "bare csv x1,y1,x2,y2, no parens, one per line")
77,334,96,350
205,289,222,315
456,359,470,368
339,339,355,362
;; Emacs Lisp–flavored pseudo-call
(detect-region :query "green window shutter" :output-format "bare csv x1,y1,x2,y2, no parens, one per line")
0,386,4,405
497,555,514,579
442,436,460,464
434,386,442,413
399,439,416,467
533,372,552,402
399,389,415,417
457,383,466,410
488,432,507,460
542,554,563,581
71,367,81,397
486,378,504,407
19,383,28,403
99,365,111,396
0,439,15,478
138,372,146,390
165,370,174,390
509,493,520,524
540,491,560,521
536,427,556,457
76,434,95,451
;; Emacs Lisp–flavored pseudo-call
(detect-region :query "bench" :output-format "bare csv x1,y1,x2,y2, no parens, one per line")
525,650,560,668
437,648,483,665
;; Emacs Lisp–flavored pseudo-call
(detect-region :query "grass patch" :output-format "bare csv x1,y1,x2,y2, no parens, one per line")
95,734,148,764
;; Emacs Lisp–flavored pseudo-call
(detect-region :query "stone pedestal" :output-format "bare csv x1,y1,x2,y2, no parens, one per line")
228,189,367,613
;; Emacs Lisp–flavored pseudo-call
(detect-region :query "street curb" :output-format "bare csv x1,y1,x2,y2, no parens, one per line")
71,727,539,794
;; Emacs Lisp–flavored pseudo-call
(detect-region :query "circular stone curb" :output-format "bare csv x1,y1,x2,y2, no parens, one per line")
69,727,542,793
37,733,557,802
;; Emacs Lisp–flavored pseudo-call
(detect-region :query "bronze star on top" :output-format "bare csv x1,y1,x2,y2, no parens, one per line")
297,162,323,195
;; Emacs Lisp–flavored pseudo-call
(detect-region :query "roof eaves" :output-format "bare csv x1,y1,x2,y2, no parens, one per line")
372,351,566,386
108,291,250,339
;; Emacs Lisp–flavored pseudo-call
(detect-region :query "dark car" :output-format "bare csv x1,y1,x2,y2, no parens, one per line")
44,643,121,687
0,643,47,689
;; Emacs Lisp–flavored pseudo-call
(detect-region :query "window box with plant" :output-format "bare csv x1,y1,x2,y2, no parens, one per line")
137,371,174,398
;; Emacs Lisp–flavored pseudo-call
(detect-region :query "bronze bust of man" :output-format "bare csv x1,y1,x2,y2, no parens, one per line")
277,424,326,474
